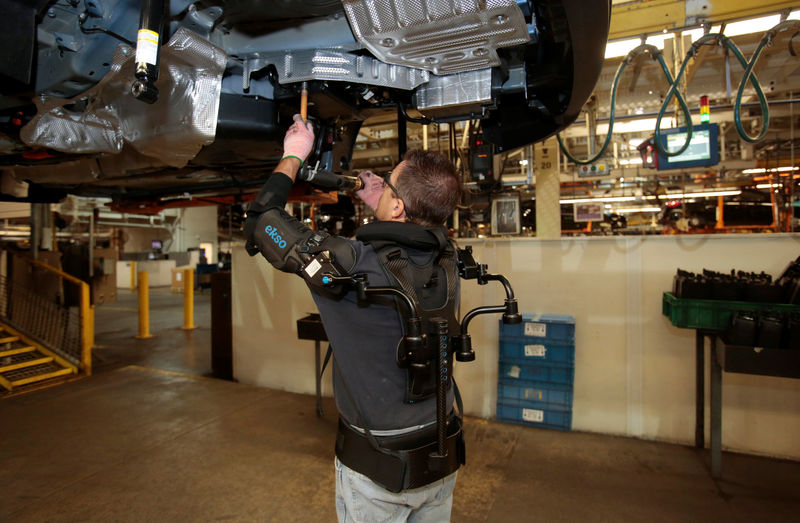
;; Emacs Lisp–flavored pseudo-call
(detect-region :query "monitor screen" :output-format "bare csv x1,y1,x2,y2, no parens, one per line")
151,239,162,250
656,123,719,170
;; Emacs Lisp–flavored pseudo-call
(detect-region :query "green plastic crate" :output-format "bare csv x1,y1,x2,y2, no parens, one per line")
662,292,800,331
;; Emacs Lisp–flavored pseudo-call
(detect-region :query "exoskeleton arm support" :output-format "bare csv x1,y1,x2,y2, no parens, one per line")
319,273,424,366
453,246,522,363
319,272,451,466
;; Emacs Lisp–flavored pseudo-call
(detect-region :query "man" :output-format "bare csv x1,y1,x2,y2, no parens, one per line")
246,115,463,522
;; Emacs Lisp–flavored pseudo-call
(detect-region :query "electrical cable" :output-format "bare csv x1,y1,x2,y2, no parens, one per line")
78,11,135,46
557,19,800,164
557,43,691,165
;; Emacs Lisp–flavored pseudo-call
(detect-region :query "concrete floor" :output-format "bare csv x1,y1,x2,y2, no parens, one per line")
2,287,799,522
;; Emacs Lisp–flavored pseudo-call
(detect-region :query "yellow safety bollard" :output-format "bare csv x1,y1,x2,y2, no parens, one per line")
80,282,93,375
130,261,136,291
135,271,154,339
182,268,197,330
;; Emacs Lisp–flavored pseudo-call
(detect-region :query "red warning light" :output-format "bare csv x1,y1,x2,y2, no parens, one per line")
700,95,710,123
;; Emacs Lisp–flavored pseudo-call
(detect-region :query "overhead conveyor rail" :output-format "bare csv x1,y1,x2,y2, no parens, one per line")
0,258,94,393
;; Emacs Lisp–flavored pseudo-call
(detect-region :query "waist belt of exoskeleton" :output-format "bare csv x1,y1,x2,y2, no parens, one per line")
335,416,465,493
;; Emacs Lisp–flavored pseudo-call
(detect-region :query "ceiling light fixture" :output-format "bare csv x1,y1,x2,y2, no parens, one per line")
642,189,743,200
614,207,662,214
560,196,637,204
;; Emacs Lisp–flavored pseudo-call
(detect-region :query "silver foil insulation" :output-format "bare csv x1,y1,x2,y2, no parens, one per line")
21,28,227,169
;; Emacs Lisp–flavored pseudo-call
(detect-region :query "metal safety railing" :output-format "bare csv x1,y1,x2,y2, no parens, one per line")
0,258,94,375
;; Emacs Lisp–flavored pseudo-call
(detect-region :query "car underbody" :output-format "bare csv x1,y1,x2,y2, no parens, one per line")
0,0,610,207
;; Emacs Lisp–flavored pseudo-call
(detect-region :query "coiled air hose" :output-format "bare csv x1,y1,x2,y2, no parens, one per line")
557,19,800,164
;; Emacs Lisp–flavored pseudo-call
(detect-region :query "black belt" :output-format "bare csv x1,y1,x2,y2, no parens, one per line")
335,416,465,493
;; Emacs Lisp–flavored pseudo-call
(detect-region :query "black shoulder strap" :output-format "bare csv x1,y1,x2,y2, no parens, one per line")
380,246,421,306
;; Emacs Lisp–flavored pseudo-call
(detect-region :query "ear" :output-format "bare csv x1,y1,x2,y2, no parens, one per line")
391,197,406,221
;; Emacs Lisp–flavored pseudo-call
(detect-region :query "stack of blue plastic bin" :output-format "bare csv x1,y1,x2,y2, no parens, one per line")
496,314,576,430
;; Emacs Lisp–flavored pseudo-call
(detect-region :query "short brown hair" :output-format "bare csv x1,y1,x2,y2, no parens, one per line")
395,150,461,227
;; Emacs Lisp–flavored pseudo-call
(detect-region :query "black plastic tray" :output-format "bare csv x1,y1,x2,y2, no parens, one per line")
717,345,800,379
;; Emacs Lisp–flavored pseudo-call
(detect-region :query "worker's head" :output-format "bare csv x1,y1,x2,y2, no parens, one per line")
375,150,461,227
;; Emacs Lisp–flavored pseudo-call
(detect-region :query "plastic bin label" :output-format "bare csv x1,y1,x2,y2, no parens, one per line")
524,389,543,400
524,322,547,337
522,408,544,422
507,365,521,378
524,344,546,357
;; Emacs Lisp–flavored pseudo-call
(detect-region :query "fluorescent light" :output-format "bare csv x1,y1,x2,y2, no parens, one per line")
725,15,781,37
681,15,781,43
743,167,798,174
560,196,637,204
641,190,743,200
756,183,783,189
682,25,722,42
604,33,673,59
561,190,741,206
604,38,643,59
615,207,662,213
664,190,742,199
609,118,660,134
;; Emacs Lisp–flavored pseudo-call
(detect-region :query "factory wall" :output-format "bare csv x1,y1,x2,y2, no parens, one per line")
123,207,218,262
173,206,218,264
232,234,800,460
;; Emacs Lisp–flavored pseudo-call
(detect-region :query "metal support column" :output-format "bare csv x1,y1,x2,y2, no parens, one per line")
534,137,561,238
710,335,722,478
89,206,95,278
695,330,705,448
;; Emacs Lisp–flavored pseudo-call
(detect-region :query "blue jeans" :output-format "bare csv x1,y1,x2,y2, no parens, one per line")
335,457,458,523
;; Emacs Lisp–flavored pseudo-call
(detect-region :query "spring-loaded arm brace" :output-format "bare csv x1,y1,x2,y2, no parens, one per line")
453,246,521,362
319,273,424,351
320,271,450,464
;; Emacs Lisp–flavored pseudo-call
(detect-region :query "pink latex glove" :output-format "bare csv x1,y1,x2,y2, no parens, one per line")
282,114,315,164
355,171,384,211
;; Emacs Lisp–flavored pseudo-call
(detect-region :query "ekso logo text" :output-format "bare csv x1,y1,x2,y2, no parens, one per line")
264,225,287,249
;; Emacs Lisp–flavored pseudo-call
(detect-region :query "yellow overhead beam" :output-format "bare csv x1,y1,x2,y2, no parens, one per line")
610,0,798,40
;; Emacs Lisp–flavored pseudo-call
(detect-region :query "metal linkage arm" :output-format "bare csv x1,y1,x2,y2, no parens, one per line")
453,246,521,362
320,273,424,366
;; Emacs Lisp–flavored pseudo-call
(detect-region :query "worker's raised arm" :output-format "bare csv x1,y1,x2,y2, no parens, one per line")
244,115,356,288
